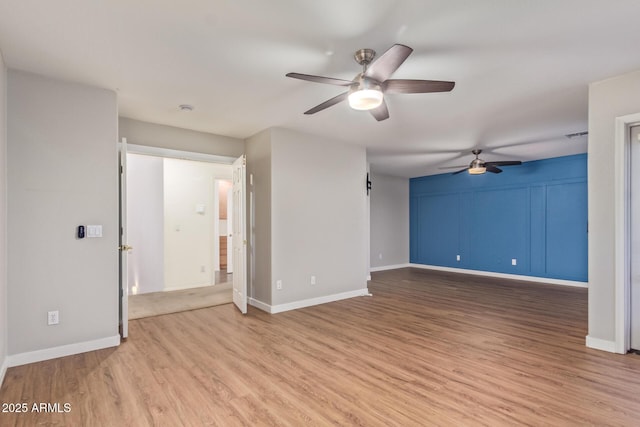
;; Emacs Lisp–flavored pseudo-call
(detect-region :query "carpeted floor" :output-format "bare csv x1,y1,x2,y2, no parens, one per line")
128,282,233,319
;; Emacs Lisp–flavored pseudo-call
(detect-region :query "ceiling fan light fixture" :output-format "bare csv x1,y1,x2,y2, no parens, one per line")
348,88,384,110
468,158,485,174
348,74,383,111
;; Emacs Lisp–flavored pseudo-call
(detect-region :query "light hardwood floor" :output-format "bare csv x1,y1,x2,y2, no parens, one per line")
2,268,640,426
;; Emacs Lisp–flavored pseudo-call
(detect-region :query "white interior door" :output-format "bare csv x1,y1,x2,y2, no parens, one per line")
232,155,247,313
227,186,233,273
631,125,640,350
118,138,130,338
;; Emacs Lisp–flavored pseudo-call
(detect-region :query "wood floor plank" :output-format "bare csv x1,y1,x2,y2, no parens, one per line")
2,267,640,426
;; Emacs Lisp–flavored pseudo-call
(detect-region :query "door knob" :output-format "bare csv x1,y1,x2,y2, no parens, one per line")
119,245,133,252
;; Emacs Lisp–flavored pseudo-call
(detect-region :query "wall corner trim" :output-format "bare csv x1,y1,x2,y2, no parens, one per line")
250,289,370,314
408,264,588,288
585,335,619,353
0,356,8,388
7,335,121,368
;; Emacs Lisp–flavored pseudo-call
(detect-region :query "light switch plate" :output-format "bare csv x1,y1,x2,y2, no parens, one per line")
87,225,103,238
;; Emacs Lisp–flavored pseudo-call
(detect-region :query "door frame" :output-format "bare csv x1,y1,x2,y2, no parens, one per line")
613,113,640,353
118,138,129,339
119,144,241,334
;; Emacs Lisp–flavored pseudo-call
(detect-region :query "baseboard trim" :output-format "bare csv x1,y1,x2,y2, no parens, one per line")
370,263,411,273
249,288,370,314
248,297,271,313
585,335,619,353
0,356,8,388
408,264,588,288
7,335,121,368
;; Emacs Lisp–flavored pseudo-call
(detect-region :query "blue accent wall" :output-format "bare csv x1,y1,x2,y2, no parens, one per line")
410,154,587,282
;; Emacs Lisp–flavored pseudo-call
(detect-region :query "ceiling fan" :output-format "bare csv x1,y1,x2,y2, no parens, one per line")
444,149,522,175
286,44,455,121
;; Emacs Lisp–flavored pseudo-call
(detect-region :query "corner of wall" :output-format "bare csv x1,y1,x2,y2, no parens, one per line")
0,50,7,386
245,129,272,305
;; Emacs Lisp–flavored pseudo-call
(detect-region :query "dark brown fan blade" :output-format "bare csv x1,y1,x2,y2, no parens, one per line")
383,79,455,94
452,168,469,175
304,92,349,115
364,44,413,82
485,160,521,167
486,165,503,174
286,73,355,86
369,99,389,121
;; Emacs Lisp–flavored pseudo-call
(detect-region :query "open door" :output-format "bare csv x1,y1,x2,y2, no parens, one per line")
226,186,233,273
118,138,132,338
232,155,247,313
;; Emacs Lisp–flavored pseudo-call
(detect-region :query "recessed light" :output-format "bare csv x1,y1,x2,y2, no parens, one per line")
178,104,194,112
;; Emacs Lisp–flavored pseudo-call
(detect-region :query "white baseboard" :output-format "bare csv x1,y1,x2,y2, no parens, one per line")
7,335,121,368
0,356,8,388
585,335,619,353
408,264,588,288
370,263,411,273
249,288,370,314
248,297,271,313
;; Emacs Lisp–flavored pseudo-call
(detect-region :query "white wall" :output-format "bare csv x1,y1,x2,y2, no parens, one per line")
119,117,244,157
163,158,231,291
127,153,164,295
7,70,119,356
588,69,640,347
369,173,410,269
0,51,8,382
270,128,369,306
245,129,272,304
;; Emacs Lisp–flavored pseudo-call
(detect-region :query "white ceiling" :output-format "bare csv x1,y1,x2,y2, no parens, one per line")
2,0,640,177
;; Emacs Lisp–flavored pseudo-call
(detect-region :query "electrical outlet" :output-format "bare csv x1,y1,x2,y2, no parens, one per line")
456,255,461,262
201,265,205,273
512,258,517,266
276,280,282,290
311,276,316,285
47,310,59,325
378,253,383,260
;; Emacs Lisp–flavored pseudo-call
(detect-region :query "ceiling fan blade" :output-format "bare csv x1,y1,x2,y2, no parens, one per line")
286,73,354,86
303,92,349,115
486,165,503,174
485,160,522,167
383,79,455,94
452,168,469,175
364,44,413,82
369,99,390,121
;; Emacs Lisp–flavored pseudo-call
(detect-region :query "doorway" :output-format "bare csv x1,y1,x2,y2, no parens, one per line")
125,148,234,319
